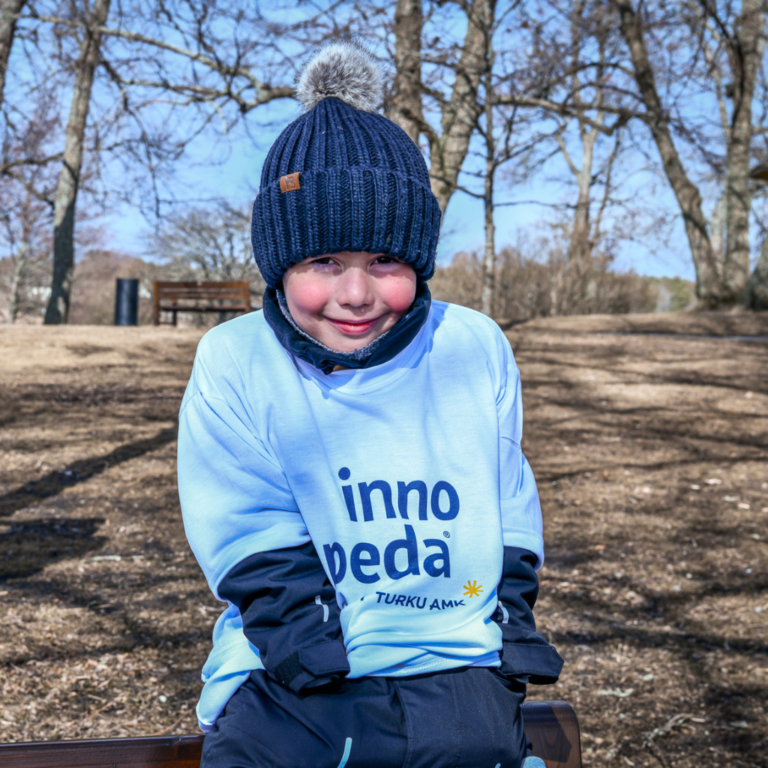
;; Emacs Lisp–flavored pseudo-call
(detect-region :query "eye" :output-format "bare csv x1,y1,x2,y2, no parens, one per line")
309,256,335,266
374,256,399,265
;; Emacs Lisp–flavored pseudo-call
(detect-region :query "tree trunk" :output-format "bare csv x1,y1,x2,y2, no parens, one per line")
746,231,768,310
388,0,424,144
565,129,599,314
44,0,111,325
429,0,495,213
0,0,26,107
709,189,727,264
723,0,765,304
615,0,721,307
480,65,495,317
5,244,25,323
567,127,597,266
565,1,594,268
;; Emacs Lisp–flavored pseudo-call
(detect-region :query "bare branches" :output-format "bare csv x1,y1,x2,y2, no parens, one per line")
0,87,59,322
493,93,634,134
611,0,768,307
1,151,62,175
4,0,767,318
614,0,721,305
147,199,265,301
21,10,294,110
423,0,495,212
387,0,424,143
44,0,111,325
0,0,28,108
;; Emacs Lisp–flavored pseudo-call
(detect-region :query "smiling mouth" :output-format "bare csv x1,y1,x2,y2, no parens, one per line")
326,318,379,335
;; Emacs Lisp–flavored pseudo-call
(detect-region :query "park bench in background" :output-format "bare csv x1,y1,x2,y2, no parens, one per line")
153,281,252,326
0,700,581,768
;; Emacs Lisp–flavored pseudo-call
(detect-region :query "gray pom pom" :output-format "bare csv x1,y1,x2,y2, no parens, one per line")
296,41,383,113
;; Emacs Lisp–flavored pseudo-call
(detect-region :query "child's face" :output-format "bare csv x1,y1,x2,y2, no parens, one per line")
283,251,417,353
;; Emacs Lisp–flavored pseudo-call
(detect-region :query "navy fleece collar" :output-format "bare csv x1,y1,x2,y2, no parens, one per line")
263,282,432,375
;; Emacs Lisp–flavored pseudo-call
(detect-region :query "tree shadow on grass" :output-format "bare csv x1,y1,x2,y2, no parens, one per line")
0,517,106,580
0,425,178,519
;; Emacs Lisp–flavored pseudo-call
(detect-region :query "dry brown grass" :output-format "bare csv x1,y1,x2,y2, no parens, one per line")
0,314,766,767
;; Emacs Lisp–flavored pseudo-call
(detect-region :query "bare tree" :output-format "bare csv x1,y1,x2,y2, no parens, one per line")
0,90,58,322
747,229,768,307
388,0,424,144
436,0,501,316
722,0,765,301
1,3,66,191
29,2,343,325
482,0,768,311
427,0,497,213
33,1,523,320
0,182,52,322
534,1,630,312
16,0,766,320
614,0,767,307
0,0,26,108
28,0,309,323
386,0,499,214
44,0,111,324
480,58,496,316
557,1,611,266
455,0,636,316
479,0,629,315
148,200,266,304
387,0,525,314
461,66,536,316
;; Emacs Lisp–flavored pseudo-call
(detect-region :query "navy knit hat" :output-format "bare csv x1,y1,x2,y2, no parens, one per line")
251,42,442,289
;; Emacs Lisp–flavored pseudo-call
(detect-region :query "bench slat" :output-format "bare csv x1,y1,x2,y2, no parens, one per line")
0,734,203,768
152,281,252,326
156,290,247,297
0,701,580,768
154,281,249,288
523,701,582,768
158,295,246,302
157,305,250,312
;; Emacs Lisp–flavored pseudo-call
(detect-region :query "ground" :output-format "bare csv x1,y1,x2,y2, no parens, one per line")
0,313,766,767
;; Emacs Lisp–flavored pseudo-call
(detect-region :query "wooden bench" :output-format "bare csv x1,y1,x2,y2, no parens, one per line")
153,281,252,326
0,701,581,768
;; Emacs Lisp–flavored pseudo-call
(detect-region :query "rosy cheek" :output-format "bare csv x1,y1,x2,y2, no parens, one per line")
285,278,329,316
384,278,417,315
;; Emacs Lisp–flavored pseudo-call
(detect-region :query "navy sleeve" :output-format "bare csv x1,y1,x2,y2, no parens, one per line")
218,542,350,693
493,546,564,684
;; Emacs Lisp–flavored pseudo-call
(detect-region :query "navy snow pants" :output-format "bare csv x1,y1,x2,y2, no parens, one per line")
201,666,529,768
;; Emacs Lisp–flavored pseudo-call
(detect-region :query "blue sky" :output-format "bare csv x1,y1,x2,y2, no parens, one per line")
10,0,766,285
82,10,701,285
46,1,700,282
96,99,696,282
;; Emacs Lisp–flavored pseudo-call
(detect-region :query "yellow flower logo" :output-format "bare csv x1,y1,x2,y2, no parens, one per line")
463,580,483,598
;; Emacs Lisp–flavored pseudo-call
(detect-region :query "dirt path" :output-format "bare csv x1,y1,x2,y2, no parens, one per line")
0,315,766,767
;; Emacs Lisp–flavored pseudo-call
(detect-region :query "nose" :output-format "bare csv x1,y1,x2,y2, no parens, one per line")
336,265,374,309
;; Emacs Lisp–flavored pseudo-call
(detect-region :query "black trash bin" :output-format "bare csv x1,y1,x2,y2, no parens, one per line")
114,278,139,326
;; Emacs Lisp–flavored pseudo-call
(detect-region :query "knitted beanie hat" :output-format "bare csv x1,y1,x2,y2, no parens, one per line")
251,42,442,289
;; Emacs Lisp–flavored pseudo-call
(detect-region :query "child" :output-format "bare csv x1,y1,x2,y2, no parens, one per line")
178,42,563,768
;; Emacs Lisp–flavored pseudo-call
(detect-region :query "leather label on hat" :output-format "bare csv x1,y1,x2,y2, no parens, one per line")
279,172,301,193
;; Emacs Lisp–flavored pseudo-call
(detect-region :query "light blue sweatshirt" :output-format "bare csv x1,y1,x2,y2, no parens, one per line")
178,300,544,732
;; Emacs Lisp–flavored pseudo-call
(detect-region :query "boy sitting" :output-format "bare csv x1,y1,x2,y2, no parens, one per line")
178,41,563,768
